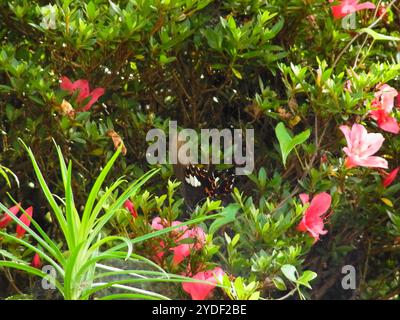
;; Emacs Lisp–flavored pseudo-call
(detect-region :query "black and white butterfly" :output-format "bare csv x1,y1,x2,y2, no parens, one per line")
178,164,236,209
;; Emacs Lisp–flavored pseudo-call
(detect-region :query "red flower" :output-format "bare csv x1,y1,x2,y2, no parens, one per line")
377,3,387,18
31,253,41,269
0,204,21,228
0,204,34,238
16,206,33,238
60,76,105,111
396,94,400,108
383,167,400,188
182,267,225,300
331,0,376,19
124,200,138,218
297,192,332,242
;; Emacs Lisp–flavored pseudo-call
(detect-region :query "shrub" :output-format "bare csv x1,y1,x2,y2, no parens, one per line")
0,0,399,300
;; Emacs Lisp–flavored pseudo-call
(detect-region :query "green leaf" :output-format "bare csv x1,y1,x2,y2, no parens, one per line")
281,264,297,282
209,204,240,235
86,1,96,20
177,237,197,245
75,112,91,122
249,291,260,300
231,234,240,247
296,270,317,289
0,167,11,188
258,167,267,188
19,139,68,239
227,16,237,31
275,122,310,167
108,0,121,15
231,66,242,79
272,276,287,291
360,28,400,41
159,54,176,65
0,85,13,93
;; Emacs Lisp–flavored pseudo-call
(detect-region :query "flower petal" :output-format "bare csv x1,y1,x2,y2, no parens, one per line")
82,87,105,111
308,192,332,217
299,193,310,205
151,217,164,230
354,1,376,11
31,253,41,269
349,123,368,152
171,244,191,265
383,167,400,188
0,204,21,228
124,200,138,218
182,267,224,300
16,206,33,238
60,76,75,92
357,156,388,169
339,125,352,150
358,132,385,158
378,115,400,134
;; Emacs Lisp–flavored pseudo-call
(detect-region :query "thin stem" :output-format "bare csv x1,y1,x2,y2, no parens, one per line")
333,0,398,69
276,288,297,300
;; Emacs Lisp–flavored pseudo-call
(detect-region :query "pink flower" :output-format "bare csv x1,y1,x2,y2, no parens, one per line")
340,124,388,169
344,79,353,93
153,240,166,263
331,0,376,19
170,244,190,265
60,76,105,111
124,200,138,218
31,253,41,269
383,167,400,188
297,192,332,242
16,206,33,238
373,84,398,115
299,193,310,204
170,227,206,265
370,84,399,134
151,217,188,233
151,217,165,230
0,204,21,228
182,267,225,300
150,217,206,266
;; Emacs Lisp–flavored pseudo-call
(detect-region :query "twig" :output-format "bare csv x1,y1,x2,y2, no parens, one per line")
3,267,24,296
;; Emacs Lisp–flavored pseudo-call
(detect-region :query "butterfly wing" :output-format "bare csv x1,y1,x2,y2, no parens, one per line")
181,165,235,209
181,165,211,209
212,168,235,197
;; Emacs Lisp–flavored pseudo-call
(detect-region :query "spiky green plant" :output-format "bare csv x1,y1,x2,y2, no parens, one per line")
0,140,223,300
